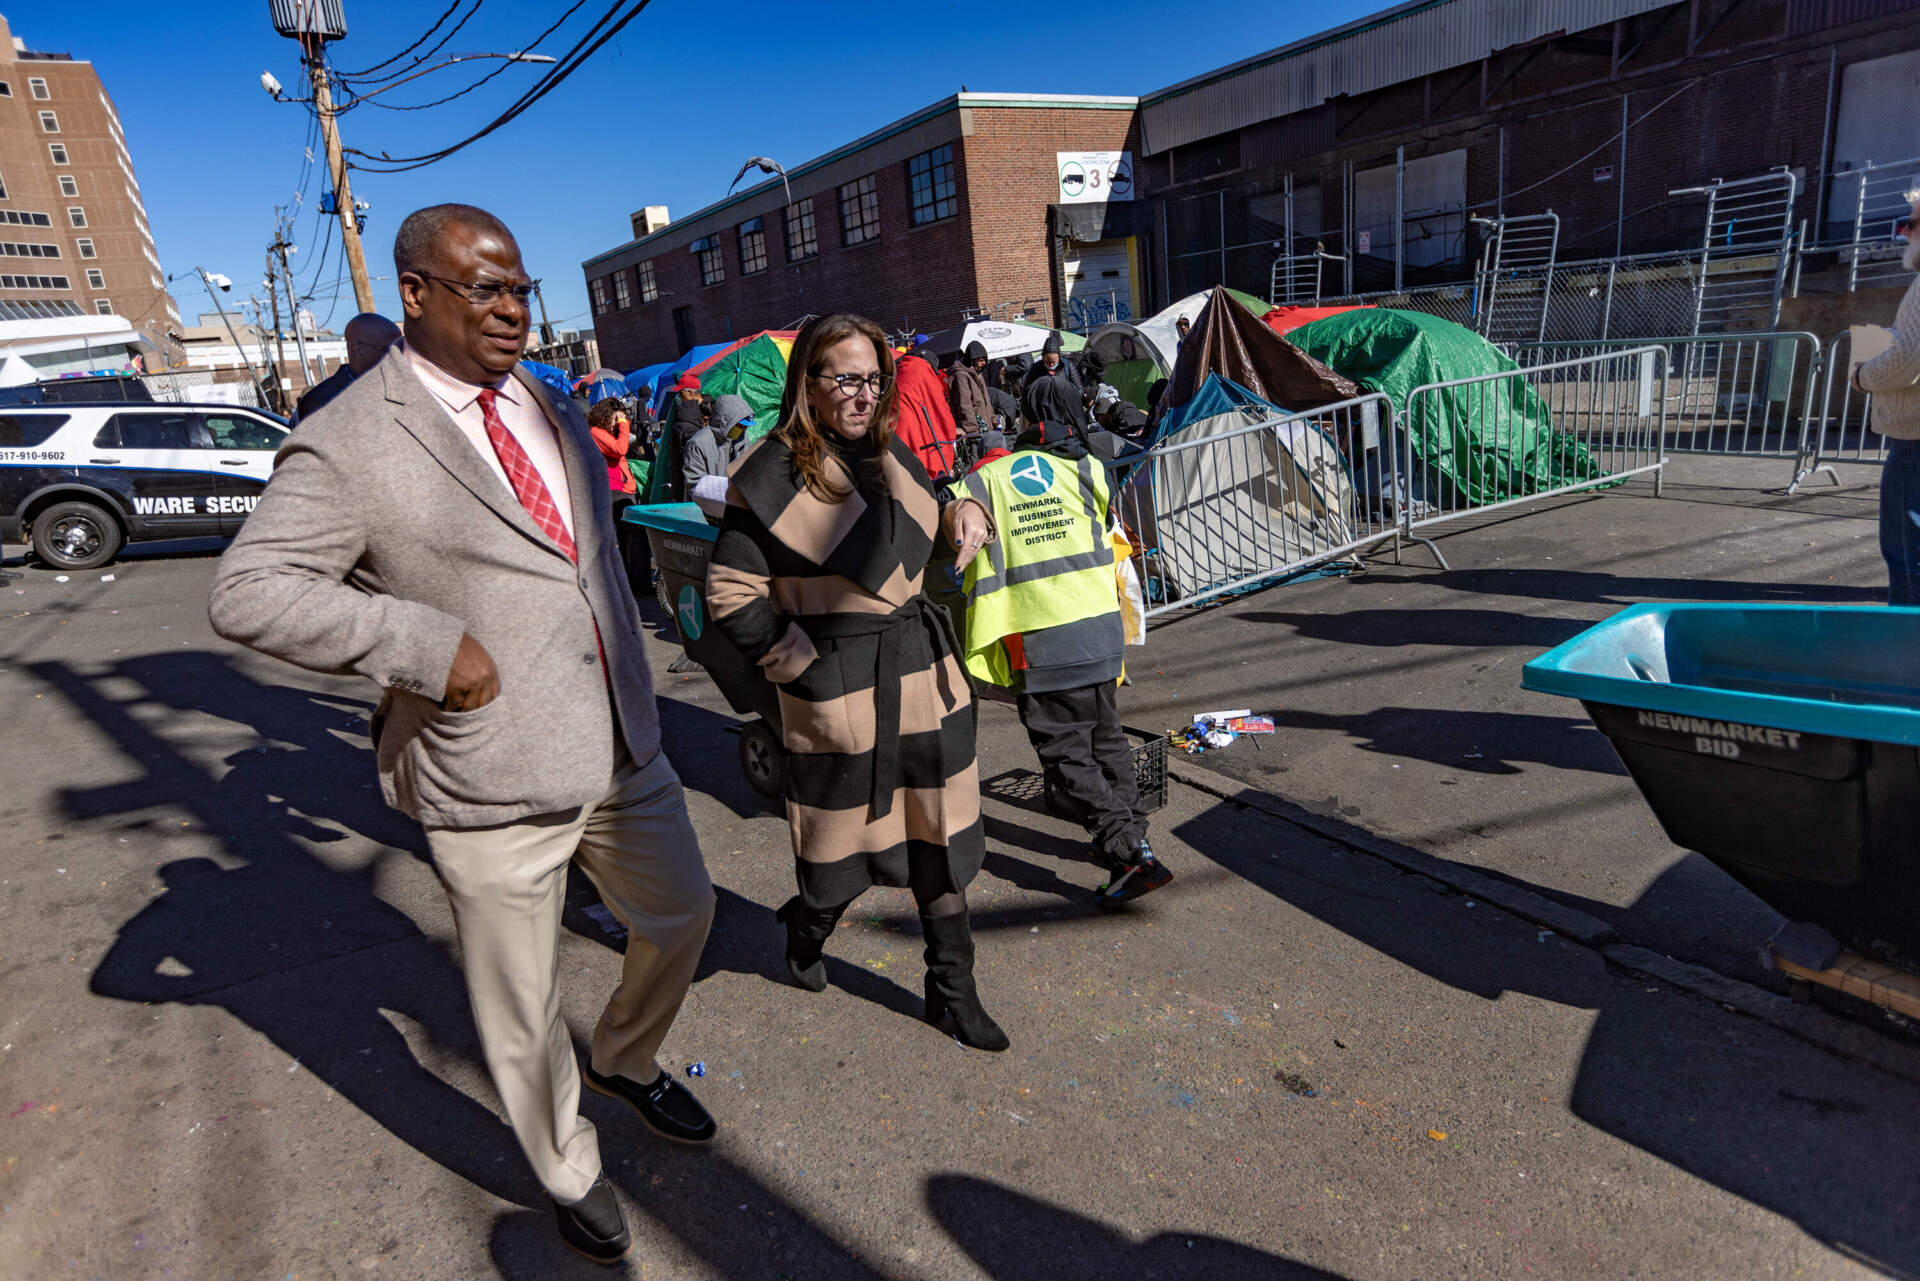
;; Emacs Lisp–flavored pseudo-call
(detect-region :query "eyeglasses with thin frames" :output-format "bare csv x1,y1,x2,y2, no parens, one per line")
812,372,891,398
417,273,537,306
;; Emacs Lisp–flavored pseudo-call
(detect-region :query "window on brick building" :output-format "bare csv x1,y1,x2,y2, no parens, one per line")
738,217,767,276
0,83,10,98
839,176,880,245
612,270,631,310
67,207,86,229
58,175,77,198
590,275,610,315
636,259,657,304
76,238,94,258
28,78,49,100
0,172,7,201
96,299,112,315
907,144,957,225
86,268,104,289
47,144,68,165
785,198,818,261
39,111,59,134
691,235,724,286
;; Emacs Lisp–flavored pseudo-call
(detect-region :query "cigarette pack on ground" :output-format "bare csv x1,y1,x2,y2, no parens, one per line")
1226,716,1276,734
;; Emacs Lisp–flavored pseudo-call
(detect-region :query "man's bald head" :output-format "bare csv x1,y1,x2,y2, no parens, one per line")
393,204,516,280
343,313,401,374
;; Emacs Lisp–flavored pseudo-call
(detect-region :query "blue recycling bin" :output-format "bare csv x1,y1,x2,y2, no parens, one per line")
1523,603,1920,963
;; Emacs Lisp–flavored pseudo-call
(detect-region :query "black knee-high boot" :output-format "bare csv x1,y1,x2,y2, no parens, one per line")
921,911,1010,1052
775,896,846,992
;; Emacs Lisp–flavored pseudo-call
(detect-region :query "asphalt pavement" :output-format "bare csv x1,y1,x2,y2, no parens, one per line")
2,471,1916,1280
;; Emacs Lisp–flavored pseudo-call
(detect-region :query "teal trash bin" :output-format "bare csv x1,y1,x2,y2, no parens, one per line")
1523,603,1920,963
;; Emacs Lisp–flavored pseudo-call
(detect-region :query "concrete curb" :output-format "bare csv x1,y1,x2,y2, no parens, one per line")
1167,763,1920,1088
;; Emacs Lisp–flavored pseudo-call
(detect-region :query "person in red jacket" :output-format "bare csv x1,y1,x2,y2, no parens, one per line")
892,348,961,481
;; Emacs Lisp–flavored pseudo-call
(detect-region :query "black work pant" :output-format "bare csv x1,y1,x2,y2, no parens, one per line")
610,495,653,603
1016,681,1146,863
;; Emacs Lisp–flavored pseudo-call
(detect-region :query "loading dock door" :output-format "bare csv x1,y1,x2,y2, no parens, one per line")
1062,239,1137,331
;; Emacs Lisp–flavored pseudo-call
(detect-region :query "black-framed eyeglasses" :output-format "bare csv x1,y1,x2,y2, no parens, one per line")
812,372,891,397
418,273,537,306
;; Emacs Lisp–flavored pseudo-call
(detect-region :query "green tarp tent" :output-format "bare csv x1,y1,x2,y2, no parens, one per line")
1286,308,1607,507
644,332,789,505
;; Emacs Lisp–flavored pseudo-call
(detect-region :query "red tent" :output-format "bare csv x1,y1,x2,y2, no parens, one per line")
1262,304,1372,336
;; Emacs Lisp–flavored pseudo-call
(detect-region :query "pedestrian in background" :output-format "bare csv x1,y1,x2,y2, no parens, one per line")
894,345,963,480
210,203,715,1266
683,392,755,520
948,419,1171,906
1856,187,1920,604
950,340,994,434
295,312,400,422
705,312,1009,1053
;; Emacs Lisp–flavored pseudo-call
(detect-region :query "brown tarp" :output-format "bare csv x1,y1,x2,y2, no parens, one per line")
1164,285,1358,413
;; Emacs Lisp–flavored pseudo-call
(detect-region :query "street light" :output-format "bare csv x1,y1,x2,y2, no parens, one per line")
171,268,270,410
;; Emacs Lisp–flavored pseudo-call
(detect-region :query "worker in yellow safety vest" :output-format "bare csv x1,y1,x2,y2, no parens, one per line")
948,419,1172,906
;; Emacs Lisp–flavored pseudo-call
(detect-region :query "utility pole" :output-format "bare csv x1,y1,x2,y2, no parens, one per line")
264,279,291,413
246,294,283,413
534,281,555,349
270,230,316,387
308,56,375,314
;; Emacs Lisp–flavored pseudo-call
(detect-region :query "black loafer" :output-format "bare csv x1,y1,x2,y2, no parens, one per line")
584,1064,717,1145
553,1173,630,1266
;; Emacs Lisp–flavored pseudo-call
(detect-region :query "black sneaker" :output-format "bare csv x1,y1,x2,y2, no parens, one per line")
584,1064,717,1145
553,1173,630,1266
1095,841,1173,908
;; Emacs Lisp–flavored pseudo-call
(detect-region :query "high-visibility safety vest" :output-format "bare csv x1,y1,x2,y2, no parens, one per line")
947,448,1118,687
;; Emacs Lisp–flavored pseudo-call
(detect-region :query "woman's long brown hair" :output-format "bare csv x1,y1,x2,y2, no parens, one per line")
774,313,898,503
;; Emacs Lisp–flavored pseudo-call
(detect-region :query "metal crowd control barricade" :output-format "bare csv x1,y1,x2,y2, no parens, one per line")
1793,329,1888,492
1110,394,1403,617
1514,332,1822,484
1399,346,1668,567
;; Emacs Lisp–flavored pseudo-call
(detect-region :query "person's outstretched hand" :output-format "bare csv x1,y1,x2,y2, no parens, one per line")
950,500,994,571
442,633,500,711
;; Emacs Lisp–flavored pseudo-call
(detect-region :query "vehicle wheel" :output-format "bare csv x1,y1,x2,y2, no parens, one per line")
738,719,787,800
31,500,122,571
655,573,675,632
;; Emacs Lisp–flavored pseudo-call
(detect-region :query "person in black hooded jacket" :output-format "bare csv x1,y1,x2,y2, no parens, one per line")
1021,362,1088,432
1021,332,1083,400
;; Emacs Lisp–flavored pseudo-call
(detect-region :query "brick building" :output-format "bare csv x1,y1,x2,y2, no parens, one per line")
1134,0,1920,302
0,13,177,337
582,94,1140,371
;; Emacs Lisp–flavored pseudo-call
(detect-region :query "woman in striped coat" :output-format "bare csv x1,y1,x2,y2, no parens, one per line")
706,314,1007,1052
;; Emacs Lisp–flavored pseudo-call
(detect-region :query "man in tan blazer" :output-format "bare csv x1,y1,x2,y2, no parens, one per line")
210,203,714,1266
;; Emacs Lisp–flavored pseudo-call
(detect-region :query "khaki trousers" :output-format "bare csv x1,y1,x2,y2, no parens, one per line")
426,746,715,1203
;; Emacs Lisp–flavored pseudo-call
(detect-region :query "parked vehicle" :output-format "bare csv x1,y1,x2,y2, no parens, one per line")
0,402,288,570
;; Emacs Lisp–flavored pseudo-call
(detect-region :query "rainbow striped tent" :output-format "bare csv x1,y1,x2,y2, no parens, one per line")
644,330,796,504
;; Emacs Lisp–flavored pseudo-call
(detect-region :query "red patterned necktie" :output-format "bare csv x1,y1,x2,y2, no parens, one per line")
478,387,576,562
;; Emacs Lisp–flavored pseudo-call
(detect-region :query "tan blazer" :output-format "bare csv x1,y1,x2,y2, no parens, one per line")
209,346,661,829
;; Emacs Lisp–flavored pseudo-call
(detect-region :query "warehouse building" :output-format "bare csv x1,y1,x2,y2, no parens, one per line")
586,0,1920,370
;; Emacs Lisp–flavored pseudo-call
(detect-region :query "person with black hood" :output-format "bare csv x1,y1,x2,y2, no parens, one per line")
946,416,1171,906
949,340,995,434
1020,356,1088,434
1021,332,1083,400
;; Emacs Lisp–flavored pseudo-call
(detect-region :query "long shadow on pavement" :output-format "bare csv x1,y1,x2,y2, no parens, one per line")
925,1174,1351,1280
1168,791,1920,1279
49,653,537,1211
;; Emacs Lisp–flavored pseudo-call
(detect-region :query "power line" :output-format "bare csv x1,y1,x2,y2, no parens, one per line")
333,0,468,79
343,7,589,114
334,0,488,99
345,1,651,172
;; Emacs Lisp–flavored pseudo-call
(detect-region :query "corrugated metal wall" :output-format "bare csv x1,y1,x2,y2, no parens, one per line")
1141,0,1676,156
1787,0,1920,36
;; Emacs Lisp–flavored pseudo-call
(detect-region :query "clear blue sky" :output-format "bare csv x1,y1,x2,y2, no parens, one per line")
30,0,1380,343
